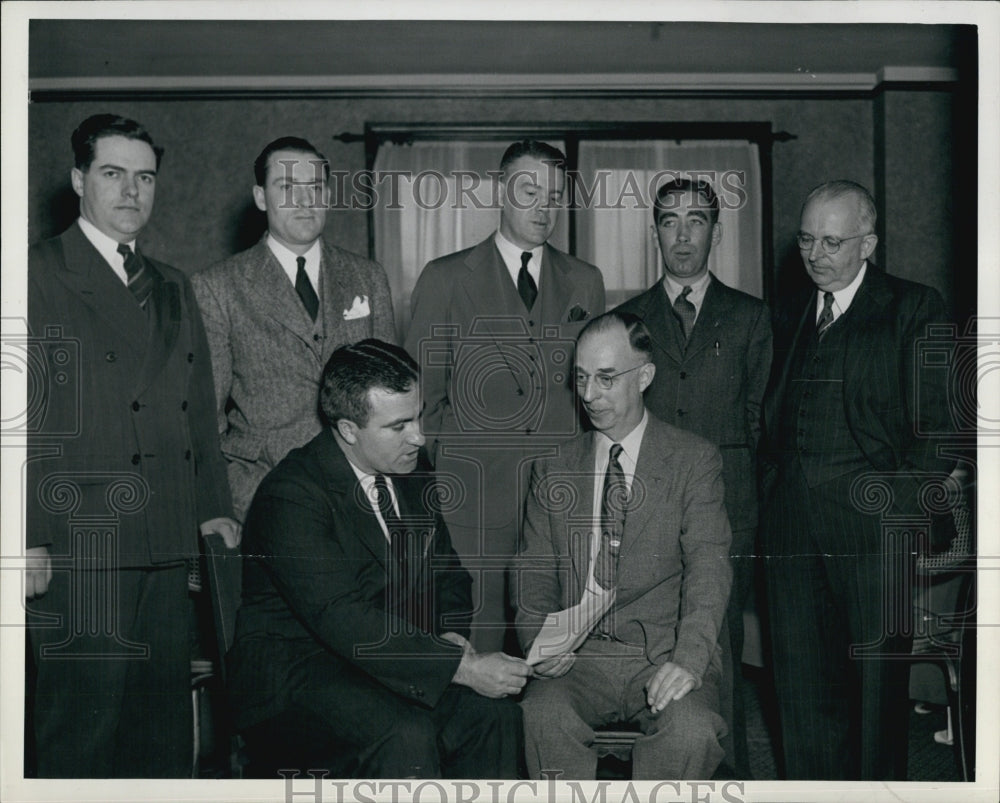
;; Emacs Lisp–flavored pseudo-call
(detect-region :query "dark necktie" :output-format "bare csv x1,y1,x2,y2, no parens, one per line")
672,284,696,342
517,251,538,311
816,291,835,338
593,443,628,592
295,255,319,321
116,243,153,308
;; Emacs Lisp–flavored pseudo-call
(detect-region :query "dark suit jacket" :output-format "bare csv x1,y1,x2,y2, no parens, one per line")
192,234,396,520
616,275,772,532
227,428,472,730
514,414,732,681
762,265,954,516
27,221,232,567
403,236,605,533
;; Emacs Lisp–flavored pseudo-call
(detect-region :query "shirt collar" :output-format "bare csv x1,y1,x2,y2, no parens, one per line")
266,234,322,286
76,216,135,283
662,270,712,309
817,261,867,320
594,409,648,476
495,230,543,284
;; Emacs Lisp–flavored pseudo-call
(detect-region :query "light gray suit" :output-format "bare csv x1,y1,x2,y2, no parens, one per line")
515,413,732,779
192,234,395,520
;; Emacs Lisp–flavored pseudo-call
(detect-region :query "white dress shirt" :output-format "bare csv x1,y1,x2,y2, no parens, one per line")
267,234,321,294
662,271,712,325
815,262,868,325
77,216,134,285
495,230,542,291
349,460,400,543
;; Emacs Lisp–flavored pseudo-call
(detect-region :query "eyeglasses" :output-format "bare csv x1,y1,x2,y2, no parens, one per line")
574,363,649,391
796,232,870,255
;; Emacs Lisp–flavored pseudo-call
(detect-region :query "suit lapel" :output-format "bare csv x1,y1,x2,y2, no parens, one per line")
568,433,597,592
132,257,181,396
685,276,728,360
456,238,523,322
244,235,317,346
537,245,575,324
841,268,892,402
637,284,684,365
619,419,664,563
56,223,148,354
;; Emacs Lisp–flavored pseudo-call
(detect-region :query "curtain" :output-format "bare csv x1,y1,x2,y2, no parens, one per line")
576,141,762,307
374,141,568,339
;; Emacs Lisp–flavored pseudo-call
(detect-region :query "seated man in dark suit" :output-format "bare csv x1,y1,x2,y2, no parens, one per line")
227,339,526,778
515,312,732,780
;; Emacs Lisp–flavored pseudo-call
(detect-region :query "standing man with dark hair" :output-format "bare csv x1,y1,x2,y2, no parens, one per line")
193,136,396,522
516,311,731,780
761,180,955,779
26,114,236,777
227,339,526,778
405,140,606,651
615,177,772,776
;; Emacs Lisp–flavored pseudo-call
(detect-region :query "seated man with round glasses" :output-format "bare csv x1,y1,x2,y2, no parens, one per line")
515,310,732,780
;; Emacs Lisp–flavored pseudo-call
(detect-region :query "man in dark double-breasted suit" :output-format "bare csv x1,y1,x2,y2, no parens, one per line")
761,180,956,780
405,141,605,652
26,114,236,777
615,178,772,776
227,340,525,778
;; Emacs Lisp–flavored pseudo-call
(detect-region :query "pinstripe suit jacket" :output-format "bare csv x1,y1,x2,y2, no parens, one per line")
762,265,954,517
192,234,396,520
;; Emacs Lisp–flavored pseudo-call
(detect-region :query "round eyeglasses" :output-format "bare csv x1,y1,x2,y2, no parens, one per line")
574,363,649,391
797,232,870,255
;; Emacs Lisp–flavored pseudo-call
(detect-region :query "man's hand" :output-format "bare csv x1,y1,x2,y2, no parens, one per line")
25,546,52,600
645,662,700,713
533,653,576,678
200,517,242,549
453,651,530,698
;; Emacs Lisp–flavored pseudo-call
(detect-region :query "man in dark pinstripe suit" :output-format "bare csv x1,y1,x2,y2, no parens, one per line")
760,181,955,780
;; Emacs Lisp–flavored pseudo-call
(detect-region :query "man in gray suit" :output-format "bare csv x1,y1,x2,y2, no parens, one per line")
615,178,772,776
405,140,605,652
193,136,396,520
515,311,731,780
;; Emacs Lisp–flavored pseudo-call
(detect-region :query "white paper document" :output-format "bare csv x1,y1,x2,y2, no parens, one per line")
525,585,616,666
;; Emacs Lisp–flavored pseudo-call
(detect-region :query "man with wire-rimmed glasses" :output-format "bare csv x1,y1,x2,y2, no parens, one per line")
759,180,956,780
515,310,732,779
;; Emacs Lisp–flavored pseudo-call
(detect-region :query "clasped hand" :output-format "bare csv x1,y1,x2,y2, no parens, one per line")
449,634,530,698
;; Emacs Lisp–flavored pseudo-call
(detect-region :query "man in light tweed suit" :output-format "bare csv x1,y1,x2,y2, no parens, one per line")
193,136,395,520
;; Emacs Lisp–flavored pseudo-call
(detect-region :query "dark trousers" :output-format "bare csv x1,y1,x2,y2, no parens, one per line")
27,564,192,778
278,649,523,778
719,526,755,777
763,466,912,780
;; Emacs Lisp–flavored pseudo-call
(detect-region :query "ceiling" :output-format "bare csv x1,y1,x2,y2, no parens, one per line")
29,20,972,92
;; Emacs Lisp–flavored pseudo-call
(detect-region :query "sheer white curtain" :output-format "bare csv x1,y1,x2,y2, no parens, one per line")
374,141,568,339
576,141,762,307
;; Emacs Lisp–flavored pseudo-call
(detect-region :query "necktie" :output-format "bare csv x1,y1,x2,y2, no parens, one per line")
816,291,835,338
517,251,538,311
374,474,419,627
593,443,628,592
116,243,153,308
672,285,696,342
295,255,319,321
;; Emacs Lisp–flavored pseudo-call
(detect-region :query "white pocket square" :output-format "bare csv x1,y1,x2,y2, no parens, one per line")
343,295,371,320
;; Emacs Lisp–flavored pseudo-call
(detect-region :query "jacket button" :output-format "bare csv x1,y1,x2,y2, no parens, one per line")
313,334,321,342
184,450,192,460
187,352,195,363
105,351,116,362
131,454,141,465
131,401,140,412
679,371,687,379
181,400,188,411
676,409,685,417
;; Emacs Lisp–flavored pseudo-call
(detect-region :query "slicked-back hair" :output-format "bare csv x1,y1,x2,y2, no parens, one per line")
578,310,654,362
653,177,720,226
71,114,163,171
499,140,567,177
319,339,419,428
253,136,330,186
803,180,877,234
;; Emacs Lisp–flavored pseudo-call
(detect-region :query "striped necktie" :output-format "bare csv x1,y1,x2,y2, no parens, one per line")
116,243,153,308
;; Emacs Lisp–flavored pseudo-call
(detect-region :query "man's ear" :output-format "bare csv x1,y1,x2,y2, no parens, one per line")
711,221,723,246
252,184,267,213
638,362,656,394
336,418,358,445
860,232,878,261
71,168,84,199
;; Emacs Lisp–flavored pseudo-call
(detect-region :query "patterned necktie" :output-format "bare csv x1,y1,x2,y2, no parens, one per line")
816,291,835,338
672,285,696,342
373,474,405,563
295,255,319,321
593,443,628,591
116,243,153,308
517,251,538,311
